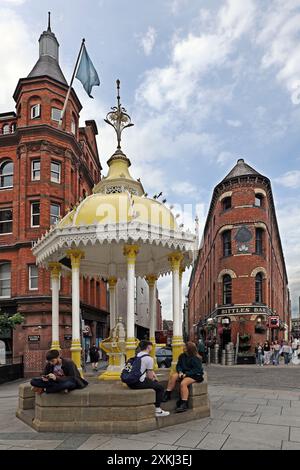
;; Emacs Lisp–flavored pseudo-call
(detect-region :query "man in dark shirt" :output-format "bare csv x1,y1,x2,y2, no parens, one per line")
30,349,88,394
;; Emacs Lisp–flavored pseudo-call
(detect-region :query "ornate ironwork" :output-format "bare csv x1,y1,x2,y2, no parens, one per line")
104,79,134,150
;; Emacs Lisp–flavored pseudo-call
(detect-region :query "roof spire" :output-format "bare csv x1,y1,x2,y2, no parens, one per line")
47,11,51,31
104,79,134,151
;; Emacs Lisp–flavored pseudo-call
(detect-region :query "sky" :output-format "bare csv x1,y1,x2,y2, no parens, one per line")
0,0,300,319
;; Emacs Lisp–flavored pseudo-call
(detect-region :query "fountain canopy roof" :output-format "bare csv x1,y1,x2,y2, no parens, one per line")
32,81,197,279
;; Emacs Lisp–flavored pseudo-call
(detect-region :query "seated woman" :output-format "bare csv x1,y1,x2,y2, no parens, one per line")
162,341,204,413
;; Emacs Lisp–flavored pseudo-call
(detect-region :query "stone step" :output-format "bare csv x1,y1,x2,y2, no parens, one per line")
156,405,210,428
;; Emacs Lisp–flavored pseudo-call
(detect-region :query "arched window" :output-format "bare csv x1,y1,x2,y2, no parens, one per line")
222,230,232,256
0,263,11,298
255,273,263,303
255,194,264,207
255,228,264,255
222,197,232,211
0,160,13,188
2,124,10,135
223,274,232,305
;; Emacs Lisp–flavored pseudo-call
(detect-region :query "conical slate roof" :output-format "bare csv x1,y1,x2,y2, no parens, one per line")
222,158,263,182
28,15,67,85
28,55,67,85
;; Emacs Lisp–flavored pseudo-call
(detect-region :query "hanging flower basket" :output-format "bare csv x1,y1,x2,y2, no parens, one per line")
255,325,266,334
239,334,251,342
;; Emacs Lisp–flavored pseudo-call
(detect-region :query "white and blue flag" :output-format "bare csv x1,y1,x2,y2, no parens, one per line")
75,43,100,98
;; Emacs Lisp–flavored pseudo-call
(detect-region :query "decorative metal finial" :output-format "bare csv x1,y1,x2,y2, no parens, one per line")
104,79,134,151
47,11,51,31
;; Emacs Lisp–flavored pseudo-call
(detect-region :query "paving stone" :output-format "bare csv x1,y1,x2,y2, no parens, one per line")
96,438,156,450
218,402,257,413
152,444,179,450
77,435,112,450
177,446,197,450
239,414,261,424
259,414,300,428
210,409,226,419
220,411,242,421
126,428,187,445
222,436,281,450
196,433,228,450
256,405,282,415
281,408,300,417
202,419,230,433
0,439,62,450
225,422,289,444
267,399,291,407
174,431,208,448
282,441,300,450
290,427,300,443
55,435,90,450
233,398,268,405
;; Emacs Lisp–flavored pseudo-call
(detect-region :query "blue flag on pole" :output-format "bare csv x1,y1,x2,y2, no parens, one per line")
75,44,100,98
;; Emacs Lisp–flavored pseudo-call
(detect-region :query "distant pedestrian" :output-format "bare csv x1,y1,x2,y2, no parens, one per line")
198,338,207,363
256,343,264,366
272,340,280,366
89,344,100,371
263,340,271,365
280,341,292,365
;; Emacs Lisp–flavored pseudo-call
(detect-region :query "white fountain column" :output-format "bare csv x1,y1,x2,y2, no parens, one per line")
169,252,184,370
146,274,158,368
49,262,61,350
67,249,84,372
124,244,139,359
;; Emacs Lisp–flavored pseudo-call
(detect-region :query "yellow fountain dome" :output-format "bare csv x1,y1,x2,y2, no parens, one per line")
58,80,176,231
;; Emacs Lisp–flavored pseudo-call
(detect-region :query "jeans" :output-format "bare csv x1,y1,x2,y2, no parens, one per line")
264,351,271,365
283,353,290,365
128,378,164,407
273,351,280,365
257,352,264,366
30,377,77,393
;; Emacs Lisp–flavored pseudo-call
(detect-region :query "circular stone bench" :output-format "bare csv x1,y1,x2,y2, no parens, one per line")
16,371,210,433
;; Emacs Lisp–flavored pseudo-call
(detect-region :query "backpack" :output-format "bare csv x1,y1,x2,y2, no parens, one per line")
121,354,151,385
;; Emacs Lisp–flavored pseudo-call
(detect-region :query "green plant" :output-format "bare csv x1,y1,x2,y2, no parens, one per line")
239,334,251,342
0,312,24,335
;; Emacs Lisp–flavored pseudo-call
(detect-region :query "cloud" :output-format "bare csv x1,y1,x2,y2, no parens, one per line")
137,0,256,112
226,119,242,127
276,198,300,314
256,0,300,104
0,0,26,4
217,151,235,165
139,27,157,56
0,7,35,111
274,170,300,189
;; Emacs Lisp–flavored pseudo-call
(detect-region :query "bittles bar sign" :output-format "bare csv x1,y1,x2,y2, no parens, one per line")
218,306,271,315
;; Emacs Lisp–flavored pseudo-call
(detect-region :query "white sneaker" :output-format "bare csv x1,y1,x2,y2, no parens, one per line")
155,407,170,417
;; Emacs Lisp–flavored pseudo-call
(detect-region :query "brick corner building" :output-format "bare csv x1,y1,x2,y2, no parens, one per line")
188,158,291,357
0,20,109,375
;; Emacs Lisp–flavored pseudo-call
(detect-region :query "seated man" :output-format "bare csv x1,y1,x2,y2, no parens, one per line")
30,349,88,394
126,340,170,417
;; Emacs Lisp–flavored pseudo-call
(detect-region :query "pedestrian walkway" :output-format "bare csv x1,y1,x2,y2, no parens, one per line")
2,366,300,449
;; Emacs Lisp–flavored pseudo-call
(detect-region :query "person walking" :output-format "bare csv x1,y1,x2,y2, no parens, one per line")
263,340,271,365
197,338,207,364
256,343,264,366
272,340,280,365
89,344,100,371
162,341,204,413
280,341,292,365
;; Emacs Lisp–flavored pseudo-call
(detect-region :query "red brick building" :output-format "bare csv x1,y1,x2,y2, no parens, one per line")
188,159,291,357
0,20,108,375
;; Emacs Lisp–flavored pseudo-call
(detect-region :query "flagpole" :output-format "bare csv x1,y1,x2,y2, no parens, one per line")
59,38,85,128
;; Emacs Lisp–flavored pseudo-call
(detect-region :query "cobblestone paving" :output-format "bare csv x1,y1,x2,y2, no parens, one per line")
1,365,300,450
